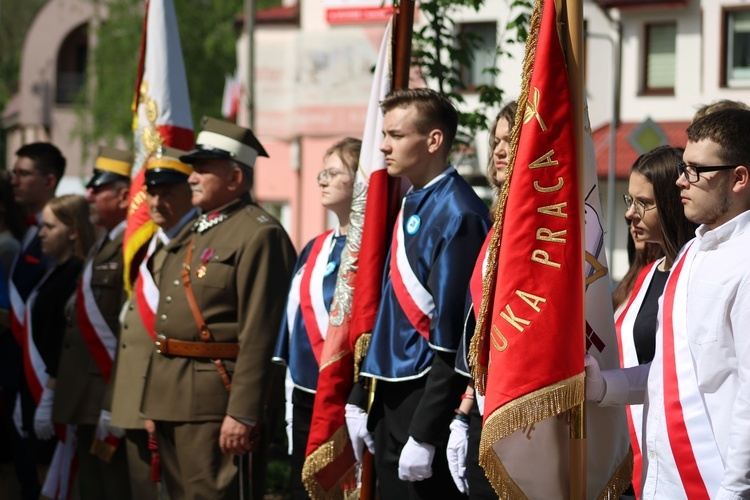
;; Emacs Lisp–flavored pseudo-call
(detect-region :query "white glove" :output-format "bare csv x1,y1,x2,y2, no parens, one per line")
446,419,469,493
476,391,485,416
285,417,294,456
345,404,375,463
12,394,27,438
34,388,55,440
96,410,126,440
398,436,435,482
584,354,606,402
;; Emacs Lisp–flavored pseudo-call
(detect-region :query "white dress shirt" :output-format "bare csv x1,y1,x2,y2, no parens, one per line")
602,210,750,499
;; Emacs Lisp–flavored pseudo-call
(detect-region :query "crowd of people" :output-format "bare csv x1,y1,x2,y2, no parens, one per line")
1,89,750,500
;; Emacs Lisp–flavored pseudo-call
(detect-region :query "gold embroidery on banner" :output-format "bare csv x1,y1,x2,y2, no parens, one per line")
353,333,371,383
137,80,164,157
301,425,356,500
524,87,548,131
585,251,608,286
597,448,634,500
128,186,147,217
490,325,508,352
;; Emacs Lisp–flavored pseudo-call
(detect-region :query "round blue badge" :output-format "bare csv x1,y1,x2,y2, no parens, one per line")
406,215,421,235
324,261,337,277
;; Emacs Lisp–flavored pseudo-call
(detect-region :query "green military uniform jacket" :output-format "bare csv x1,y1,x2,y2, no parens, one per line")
110,217,196,429
53,223,127,425
141,195,296,423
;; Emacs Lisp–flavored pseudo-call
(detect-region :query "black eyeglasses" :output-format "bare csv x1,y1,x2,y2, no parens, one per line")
677,162,738,184
623,194,656,219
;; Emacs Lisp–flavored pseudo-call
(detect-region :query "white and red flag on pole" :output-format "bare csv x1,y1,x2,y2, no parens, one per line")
125,0,194,294
469,0,631,497
301,19,395,498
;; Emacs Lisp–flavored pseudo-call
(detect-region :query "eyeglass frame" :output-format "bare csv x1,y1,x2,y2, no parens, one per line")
623,194,657,219
677,162,738,184
317,168,351,183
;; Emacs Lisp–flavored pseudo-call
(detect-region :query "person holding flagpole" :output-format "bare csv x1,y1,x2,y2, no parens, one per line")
352,88,490,499
108,147,197,500
52,147,133,500
2,142,65,500
587,107,750,498
447,102,517,498
274,137,362,499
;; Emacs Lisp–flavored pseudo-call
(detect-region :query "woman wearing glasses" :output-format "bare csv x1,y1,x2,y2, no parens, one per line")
613,145,697,495
273,137,361,499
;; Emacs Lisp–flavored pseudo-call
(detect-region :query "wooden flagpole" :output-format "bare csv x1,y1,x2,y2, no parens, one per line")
561,0,587,498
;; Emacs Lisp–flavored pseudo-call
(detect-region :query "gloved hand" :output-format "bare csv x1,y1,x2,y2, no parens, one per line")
398,436,435,482
285,416,294,456
446,419,469,493
584,354,606,402
345,404,375,463
476,390,486,416
13,395,27,438
96,410,126,440
34,388,55,440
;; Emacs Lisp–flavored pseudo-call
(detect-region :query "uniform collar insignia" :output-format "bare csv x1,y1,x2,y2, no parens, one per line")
192,197,247,234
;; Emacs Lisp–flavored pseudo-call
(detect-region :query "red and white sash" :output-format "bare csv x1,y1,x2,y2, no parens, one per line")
133,234,163,341
390,206,435,340
296,230,334,364
9,224,41,346
614,258,660,498
41,424,78,500
661,242,722,498
76,237,118,383
19,268,55,403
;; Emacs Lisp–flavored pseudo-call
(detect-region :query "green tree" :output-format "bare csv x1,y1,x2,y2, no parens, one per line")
77,0,280,150
412,0,533,152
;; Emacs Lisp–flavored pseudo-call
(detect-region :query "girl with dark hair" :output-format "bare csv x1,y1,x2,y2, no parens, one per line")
613,145,698,494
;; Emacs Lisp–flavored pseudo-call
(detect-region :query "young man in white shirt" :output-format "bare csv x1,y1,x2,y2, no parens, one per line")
586,108,750,499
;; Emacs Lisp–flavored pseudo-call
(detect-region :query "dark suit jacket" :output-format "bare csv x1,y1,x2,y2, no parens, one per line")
141,197,296,423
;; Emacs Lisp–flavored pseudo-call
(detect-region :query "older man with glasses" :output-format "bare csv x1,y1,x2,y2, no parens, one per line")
586,108,750,499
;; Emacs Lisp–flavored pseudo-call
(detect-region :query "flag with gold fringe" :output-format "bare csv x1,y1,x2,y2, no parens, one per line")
469,0,631,497
301,18,394,499
125,0,194,294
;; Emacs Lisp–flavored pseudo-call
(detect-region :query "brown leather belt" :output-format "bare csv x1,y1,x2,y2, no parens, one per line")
155,336,239,359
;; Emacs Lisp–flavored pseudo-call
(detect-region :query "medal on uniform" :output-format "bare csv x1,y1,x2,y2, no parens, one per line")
196,248,214,278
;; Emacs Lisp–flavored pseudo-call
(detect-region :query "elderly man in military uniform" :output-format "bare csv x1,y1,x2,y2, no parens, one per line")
108,147,197,499
52,147,132,500
140,118,296,500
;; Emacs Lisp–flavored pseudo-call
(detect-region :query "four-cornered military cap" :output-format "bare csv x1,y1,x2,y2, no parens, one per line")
145,146,193,186
179,117,269,169
86,147,133,188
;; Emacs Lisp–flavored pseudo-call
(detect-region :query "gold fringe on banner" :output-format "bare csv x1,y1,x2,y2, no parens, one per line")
301,425,356,500
597,447,633,500
468,0,543,395
353,333,371,383
478,373,584,497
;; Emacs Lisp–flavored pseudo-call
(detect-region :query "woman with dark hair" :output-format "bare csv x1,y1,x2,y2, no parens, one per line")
447,102,517,498
273,137,362,499
611,222,662,312
610,145,698,495
18,195,95,485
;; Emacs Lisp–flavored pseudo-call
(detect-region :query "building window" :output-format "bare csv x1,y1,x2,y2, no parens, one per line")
724,9,750,87
458,22,497,90
643,22,676,95
56,24,88,104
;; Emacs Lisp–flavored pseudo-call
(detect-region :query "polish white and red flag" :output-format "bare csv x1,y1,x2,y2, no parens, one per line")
125,0,194,294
